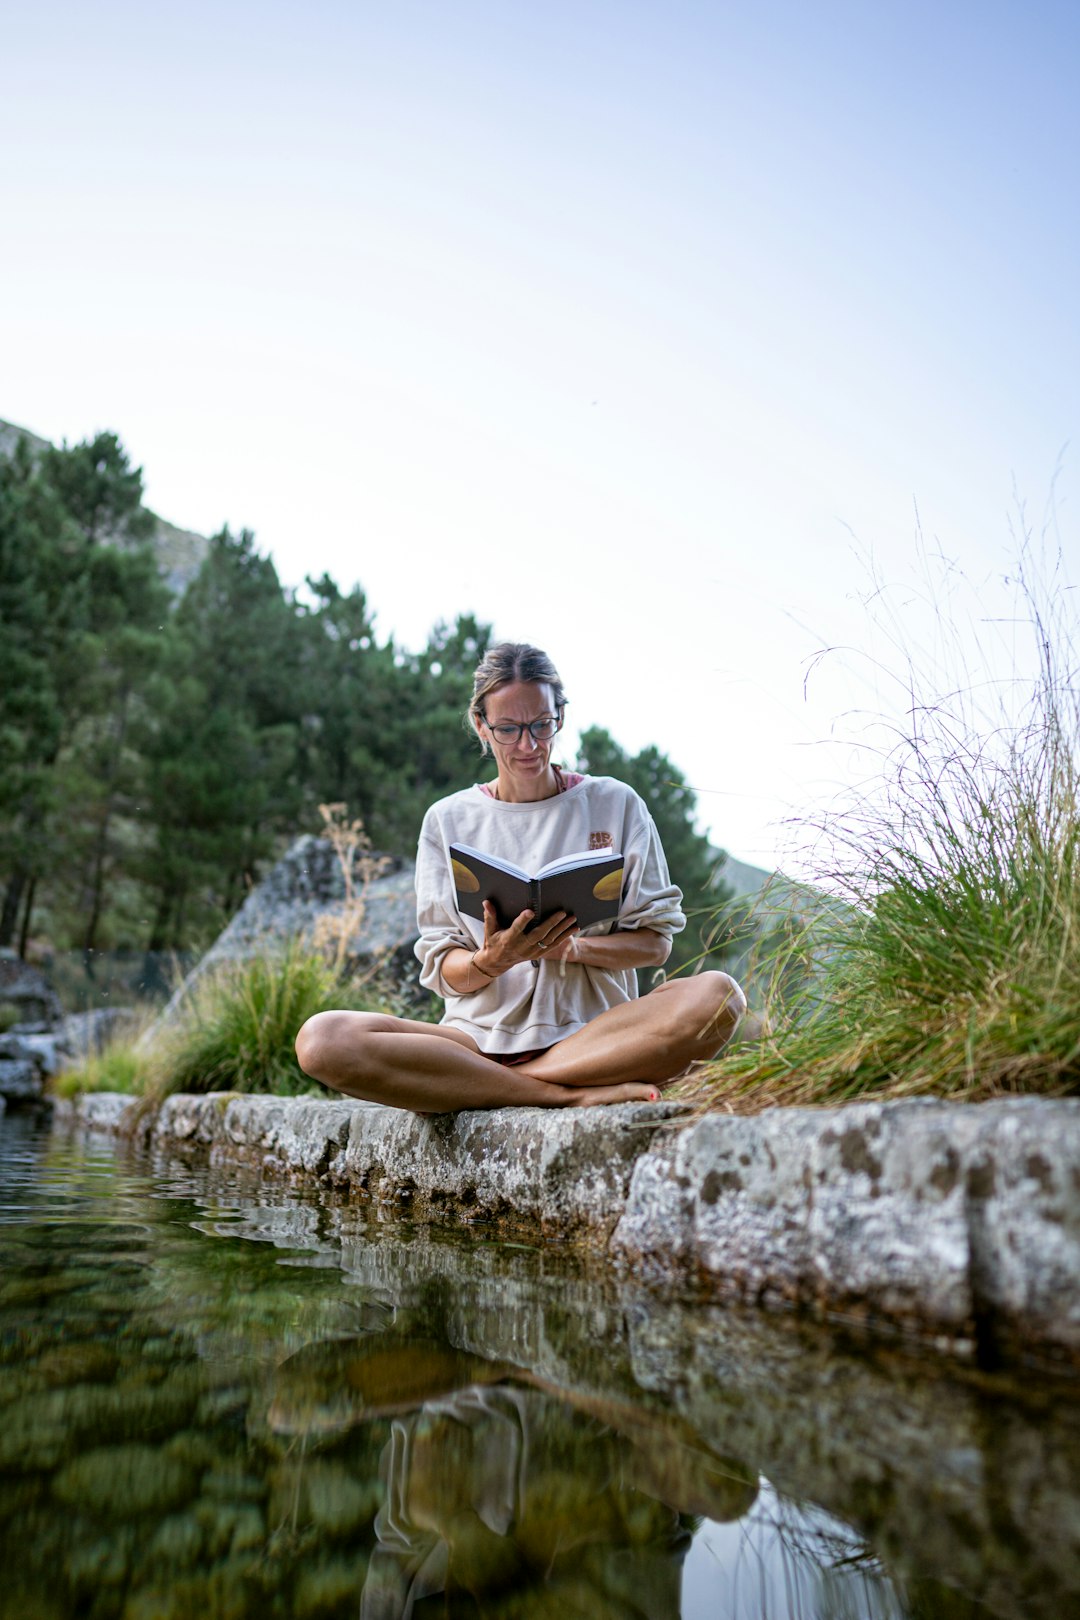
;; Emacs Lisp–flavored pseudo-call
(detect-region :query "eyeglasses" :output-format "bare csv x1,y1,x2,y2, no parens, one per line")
481,714,562,746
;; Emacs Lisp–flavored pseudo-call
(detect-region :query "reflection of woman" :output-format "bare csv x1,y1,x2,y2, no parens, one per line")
297,643,745,1111
360,1385,729,1620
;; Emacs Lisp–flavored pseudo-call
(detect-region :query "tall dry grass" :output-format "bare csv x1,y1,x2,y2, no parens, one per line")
696,513,1080,1112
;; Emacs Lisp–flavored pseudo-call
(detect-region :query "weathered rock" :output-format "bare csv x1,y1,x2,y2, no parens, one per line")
151,836,424,1035
809,1098,978,1326
146,1510,205,1568
153,1091,236,1148
613,1107,823,1304
73,1092,143,1134
216,1094,368,1179
52,1444,198,1521
615,1101,979,1326
299,1461,381,1535
342,1101,676,1240
53,1089,1080,1366
294,1556,370,1618
0,1056,43,1101
964,1097,1080,1361
0,949,63,1028
612,1097,1080,1359
2,1030,68,1078
58,1006,139,1061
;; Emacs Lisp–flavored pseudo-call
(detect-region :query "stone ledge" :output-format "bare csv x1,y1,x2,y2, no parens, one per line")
50,1089,1080,1367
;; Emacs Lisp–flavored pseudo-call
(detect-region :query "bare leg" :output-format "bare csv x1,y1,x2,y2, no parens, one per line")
519,972,746,1088
295,1012,660,1114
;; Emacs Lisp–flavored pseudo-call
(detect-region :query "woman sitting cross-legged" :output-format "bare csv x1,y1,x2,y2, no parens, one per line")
295,641,746,1112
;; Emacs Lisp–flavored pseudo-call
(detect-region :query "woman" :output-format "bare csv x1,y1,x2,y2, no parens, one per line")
295,643,745,1111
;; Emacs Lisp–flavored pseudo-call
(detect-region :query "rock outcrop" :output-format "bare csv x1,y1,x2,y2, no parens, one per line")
0,949,63,1029
153,836,424,1030
0,950,66,1102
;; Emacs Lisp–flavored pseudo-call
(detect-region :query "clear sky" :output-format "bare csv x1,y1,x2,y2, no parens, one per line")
3,1,1077,871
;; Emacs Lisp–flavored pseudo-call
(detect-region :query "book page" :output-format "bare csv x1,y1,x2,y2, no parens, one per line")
533,848,623,880
450,843,531,882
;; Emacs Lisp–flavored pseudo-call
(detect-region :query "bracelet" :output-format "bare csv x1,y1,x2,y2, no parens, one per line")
470,952,497,982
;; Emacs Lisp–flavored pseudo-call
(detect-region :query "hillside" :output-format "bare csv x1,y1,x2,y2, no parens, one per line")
0,414,209,596
711,849,771,900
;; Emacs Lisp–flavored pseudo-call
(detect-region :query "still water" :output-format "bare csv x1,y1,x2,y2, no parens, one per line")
2,1112,1078,1620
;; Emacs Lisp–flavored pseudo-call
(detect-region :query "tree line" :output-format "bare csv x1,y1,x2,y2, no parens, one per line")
0,429,730,971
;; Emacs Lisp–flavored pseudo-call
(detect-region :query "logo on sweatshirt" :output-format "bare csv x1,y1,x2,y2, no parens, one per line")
589,831,613,850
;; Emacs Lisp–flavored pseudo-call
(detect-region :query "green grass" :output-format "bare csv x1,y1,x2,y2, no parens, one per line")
144,943,390,1101
691,524,1080,1113
51,1039,148,1099
52,943,401,1103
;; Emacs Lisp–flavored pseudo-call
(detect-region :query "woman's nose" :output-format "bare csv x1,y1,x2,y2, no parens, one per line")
515,728,539,752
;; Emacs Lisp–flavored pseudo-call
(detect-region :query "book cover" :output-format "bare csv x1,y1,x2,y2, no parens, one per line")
449,843,626,932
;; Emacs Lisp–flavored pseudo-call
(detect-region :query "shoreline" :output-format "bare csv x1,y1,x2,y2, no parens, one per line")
48,1089,1080,1371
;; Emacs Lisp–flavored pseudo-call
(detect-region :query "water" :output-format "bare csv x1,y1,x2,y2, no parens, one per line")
2,1113,1078,1619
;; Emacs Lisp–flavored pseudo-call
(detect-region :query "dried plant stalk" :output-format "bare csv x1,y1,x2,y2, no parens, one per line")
309,803,392,979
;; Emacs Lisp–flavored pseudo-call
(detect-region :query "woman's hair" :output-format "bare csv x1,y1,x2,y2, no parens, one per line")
468,642,567,752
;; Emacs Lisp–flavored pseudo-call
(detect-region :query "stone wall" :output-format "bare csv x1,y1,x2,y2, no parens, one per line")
53,1090,1080,1370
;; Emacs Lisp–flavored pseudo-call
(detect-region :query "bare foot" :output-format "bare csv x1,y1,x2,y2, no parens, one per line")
566,1083,660,1107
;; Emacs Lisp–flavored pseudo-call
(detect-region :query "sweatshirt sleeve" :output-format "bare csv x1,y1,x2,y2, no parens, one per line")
613,789,686,939
413,805,477,995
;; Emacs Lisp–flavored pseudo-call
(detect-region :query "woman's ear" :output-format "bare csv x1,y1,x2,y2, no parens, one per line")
471,710,490,755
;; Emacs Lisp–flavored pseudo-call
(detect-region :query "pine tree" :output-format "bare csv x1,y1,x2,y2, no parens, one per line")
576,726,734,973
39,431,155,546
139,528,304,949
0,439,65,947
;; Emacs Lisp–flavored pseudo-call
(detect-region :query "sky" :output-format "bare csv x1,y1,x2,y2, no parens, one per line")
3,0,1077,872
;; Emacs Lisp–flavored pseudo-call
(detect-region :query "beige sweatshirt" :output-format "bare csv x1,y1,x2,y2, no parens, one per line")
414,775,685,1054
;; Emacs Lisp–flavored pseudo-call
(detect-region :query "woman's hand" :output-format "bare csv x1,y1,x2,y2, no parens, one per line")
473,900,578,977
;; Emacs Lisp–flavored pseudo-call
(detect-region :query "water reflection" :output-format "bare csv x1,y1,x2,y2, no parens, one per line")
268,1334,757,1617
1,1111,1078,1619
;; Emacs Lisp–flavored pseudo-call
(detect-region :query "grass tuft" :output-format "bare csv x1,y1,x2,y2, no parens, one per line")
143,942,387,1102
51,942,395,1103
693,515,1080,1113
51,1039,149,1100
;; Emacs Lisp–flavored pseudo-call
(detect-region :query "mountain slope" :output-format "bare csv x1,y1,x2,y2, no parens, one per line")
0,414,209,595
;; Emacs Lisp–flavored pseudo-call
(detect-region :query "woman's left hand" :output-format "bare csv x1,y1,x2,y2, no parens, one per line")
475,900,580,975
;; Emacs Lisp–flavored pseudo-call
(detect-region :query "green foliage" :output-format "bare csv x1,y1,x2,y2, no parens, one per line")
699,533,1080,1110
51,1039,148,1099
293,592,493,849
0,440,71,942
145,946,385,1100
575,726,734,974
39,431,154,545
3,421,729,992
138,527,304,948
0,430,170,950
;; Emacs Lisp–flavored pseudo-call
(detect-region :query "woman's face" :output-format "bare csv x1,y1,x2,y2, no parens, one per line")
480,681,562,796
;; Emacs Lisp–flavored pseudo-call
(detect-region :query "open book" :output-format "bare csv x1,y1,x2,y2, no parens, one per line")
449,843,626,932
